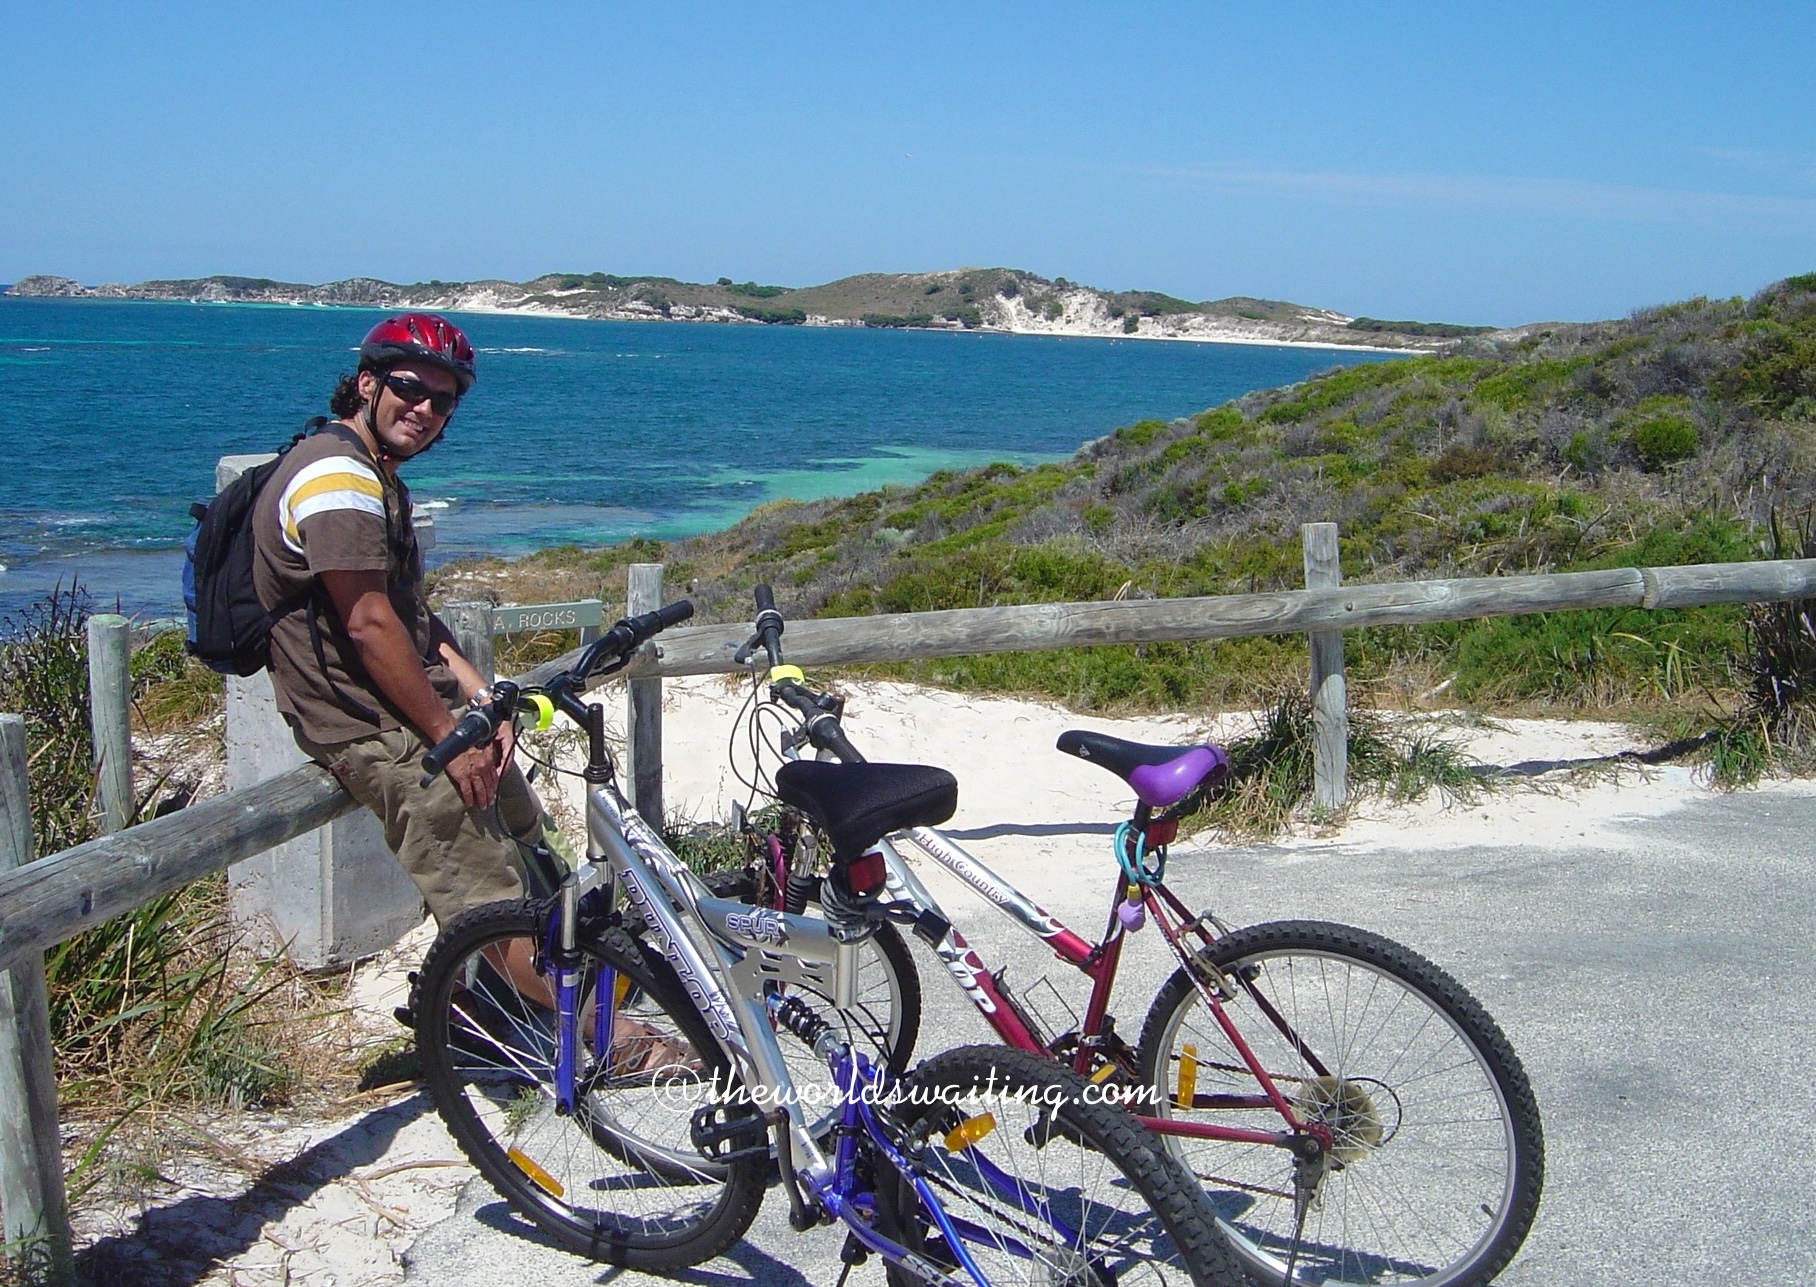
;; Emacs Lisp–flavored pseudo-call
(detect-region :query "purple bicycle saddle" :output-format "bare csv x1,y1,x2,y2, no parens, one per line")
1056,730,1230,809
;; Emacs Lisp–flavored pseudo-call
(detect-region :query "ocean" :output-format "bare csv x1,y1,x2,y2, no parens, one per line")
0,296,1393,619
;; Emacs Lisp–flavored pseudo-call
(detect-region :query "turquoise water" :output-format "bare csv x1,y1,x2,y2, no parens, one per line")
0,296,1392,617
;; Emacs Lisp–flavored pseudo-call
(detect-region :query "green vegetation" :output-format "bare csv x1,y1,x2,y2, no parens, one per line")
1349,317,1496,337
0,587,314,1201
734,304,807,325
862,312,937,329
723,280,792,298
1202,690,1480,837
433,272,1816,744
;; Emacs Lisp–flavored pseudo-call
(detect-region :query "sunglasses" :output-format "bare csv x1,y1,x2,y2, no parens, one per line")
382,373,460,416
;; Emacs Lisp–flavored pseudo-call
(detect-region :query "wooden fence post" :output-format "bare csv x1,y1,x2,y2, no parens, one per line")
1302,523,1348,811
0,716,75,1282
86,614,132,835
444,602,495,686
624,564,664,828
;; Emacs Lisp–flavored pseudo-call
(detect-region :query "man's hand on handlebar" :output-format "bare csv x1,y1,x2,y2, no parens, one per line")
419,601,695,790
445,741,502,810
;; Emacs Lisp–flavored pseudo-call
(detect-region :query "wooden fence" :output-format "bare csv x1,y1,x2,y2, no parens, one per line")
4,533,1816,1271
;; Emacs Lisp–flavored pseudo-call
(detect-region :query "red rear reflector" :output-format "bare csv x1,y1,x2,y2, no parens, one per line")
1147,819,1178,847
847,850,886,896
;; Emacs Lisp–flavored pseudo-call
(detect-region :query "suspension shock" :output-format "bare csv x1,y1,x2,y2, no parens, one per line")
770,993,832,1048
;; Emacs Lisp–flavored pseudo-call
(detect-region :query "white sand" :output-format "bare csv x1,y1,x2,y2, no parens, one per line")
74,677,1804,1282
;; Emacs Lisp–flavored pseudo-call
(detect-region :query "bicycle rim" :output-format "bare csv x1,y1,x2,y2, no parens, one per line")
1138,920,1543,1287
414,900,765,1269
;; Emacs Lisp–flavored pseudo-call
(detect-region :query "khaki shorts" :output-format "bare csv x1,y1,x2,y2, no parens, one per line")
296,722,566,926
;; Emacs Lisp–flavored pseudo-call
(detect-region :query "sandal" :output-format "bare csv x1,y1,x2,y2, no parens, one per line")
605,1014,705,1077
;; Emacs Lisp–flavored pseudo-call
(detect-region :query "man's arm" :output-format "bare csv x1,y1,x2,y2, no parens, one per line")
319,569,499,808
428,613,518,770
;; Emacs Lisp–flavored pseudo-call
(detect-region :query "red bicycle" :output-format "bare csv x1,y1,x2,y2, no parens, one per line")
715,586,1544,1287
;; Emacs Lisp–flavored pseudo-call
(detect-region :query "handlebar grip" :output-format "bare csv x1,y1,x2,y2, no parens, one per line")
753,584,776,614
654,599,695,630
817,721,864,765
420,706,498,785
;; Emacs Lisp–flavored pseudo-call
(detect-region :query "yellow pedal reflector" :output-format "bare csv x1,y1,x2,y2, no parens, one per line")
1175,1044,1199,1110
1091,1064,1117,1083
613,972,632,1005
522,693,555,731
508,1148,565,1198
943,1112,998,1152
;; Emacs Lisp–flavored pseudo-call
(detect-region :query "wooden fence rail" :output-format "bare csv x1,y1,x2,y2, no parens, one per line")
520,558,1816,687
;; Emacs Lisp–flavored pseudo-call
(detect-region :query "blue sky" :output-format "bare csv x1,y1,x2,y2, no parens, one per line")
2,2,1812,325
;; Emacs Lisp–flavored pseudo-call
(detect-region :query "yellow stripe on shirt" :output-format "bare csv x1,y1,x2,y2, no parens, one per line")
281,470,385,545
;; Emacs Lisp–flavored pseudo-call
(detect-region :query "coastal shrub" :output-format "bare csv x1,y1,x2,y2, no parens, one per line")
0,589,303,1177
1564,429,1609,475
1631,413,1699,469
1348,317,1495,338
1122,317,1140,333
735,304,807,325
1200,689,1479,838
1716,511,1816,784
725,281,790,299
862,312,935,329
0,584,96,855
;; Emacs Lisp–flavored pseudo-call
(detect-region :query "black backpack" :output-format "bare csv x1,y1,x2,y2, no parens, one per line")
183,433,305,675
183,420,390,723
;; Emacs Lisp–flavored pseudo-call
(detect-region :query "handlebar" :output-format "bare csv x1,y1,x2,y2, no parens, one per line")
420,693,511,784
747,588,865,764
419,599,695,785
751,583,784,670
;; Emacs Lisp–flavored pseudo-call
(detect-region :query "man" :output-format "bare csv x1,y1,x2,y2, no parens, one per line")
252,314,693,1071
252,312,555,924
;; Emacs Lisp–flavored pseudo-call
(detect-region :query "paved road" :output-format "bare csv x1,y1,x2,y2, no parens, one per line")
404,781,1816,1285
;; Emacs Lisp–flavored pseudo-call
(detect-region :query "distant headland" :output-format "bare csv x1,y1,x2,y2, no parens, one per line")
5,268,1499,352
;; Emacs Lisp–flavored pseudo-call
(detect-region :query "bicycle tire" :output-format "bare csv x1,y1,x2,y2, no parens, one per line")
1135,920,1544,1287
875,1044,1246,1287
413,899,766,1269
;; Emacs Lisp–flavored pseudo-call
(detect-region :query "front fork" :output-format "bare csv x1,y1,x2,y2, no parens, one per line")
544,872,616,1116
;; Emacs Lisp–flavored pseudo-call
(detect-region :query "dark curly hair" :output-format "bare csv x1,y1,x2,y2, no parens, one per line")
329,372,364,419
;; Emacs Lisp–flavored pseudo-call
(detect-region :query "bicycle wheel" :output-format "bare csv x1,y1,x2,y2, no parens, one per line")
874,1044,1245,1287
1135,921,1544,1287
413,899,766,1269
703,866,921,1141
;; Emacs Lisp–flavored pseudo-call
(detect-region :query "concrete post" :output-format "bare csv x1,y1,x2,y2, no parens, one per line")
1302,522,1348,811
217,454,425,969
85,614,133,834
625,564,664,829
0,716,75,1282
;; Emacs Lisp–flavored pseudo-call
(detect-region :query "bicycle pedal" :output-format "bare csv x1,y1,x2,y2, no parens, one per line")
689,1103,768,1163
392,1005,414,1028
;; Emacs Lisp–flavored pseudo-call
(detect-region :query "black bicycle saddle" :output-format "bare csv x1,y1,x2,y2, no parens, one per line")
774,761,958,860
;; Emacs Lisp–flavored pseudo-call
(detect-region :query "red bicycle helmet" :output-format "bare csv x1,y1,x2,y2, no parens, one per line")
359,312,476,392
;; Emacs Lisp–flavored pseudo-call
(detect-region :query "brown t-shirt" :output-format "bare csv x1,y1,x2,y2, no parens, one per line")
251,426,463,745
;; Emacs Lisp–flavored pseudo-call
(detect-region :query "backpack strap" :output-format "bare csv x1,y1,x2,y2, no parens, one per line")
291,416,398,729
